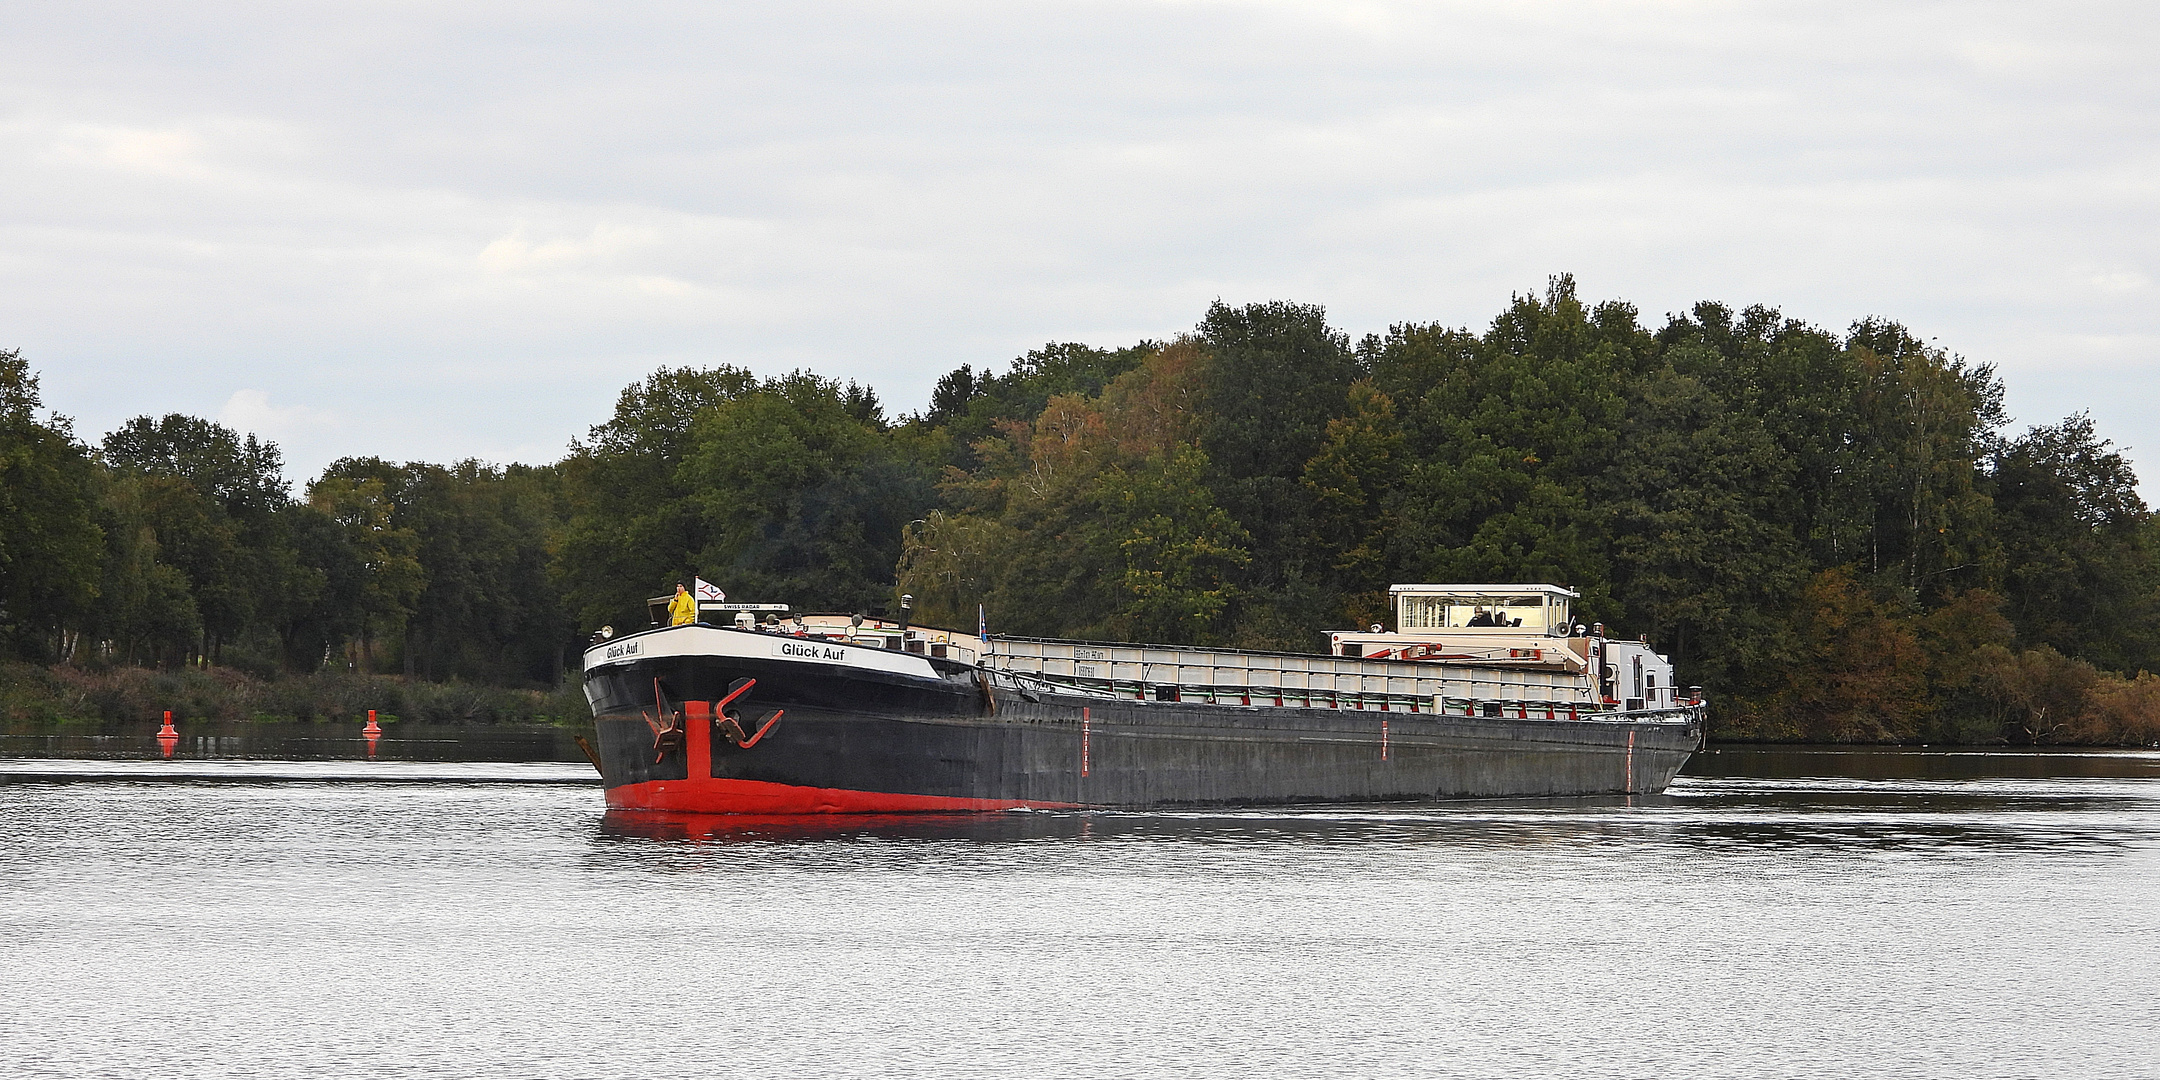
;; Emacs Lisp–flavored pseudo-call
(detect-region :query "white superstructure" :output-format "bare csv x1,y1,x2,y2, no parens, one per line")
1325,584,1683,712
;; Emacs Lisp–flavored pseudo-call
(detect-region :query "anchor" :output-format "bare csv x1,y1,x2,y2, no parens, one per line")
642,677,682,763
710,678,784,748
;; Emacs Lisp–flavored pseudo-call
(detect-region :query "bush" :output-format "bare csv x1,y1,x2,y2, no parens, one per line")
2071,671,2160,745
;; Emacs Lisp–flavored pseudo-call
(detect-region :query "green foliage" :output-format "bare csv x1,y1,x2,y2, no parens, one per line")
1366,277,1634,623
895,283,2160,743
309,460,426,670
1195,300,1357,619
89,475,207,665
554,366,755,632
1598,357,1804,695
4,353,581,691
356,460,574,684
1990,414,2158,672
1098,445,1252,642
0,660,590,727
555,366,933,632
8,278,2160,745
914,341,1154,472
683,371,931,611
88,413,346,671
1301,380,1403,603
899,343,1249,642
273,503,360,670
101,414,289,525
0,350,103,659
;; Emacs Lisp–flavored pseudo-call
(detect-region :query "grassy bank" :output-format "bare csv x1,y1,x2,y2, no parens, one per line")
0,663,590,729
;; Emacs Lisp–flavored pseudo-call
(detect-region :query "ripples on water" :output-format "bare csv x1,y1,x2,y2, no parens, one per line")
1,748,2154,1079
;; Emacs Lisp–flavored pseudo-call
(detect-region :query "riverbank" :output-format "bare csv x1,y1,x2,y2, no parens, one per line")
0,662,589,728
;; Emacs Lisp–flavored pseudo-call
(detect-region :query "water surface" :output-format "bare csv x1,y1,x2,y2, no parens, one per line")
2,747,2153,1078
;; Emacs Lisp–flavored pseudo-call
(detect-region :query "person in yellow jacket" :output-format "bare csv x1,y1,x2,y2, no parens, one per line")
668,582,698,626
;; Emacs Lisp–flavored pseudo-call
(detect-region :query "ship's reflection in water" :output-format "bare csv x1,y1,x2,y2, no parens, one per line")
598,745,2160,859
3,747,2154,1080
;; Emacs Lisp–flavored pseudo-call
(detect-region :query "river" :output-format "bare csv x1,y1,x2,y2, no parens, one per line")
1,744,2153,1078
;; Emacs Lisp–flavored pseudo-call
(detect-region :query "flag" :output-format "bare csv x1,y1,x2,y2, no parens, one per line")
979,603,988,642
694,578,725,603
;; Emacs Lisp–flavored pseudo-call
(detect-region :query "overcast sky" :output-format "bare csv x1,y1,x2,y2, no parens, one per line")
5,1,2156,489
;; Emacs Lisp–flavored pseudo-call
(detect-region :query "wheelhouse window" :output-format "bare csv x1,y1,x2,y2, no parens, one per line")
1392,588,1574,632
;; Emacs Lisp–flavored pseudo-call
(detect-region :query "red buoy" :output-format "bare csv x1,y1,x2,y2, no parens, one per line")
157,710,178,737
362,710,382,736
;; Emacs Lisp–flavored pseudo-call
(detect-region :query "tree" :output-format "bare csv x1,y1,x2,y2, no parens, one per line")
684,372,931,612
101,414,289,526
1990,414,2160,672
1598,358,1805,698
1658,309,2003,600
553,366,757,631
309,459,425,672
97,414,301,665
395,460,573,684
0,350,103,660
1096,445,1251,642
90,472,235,665
900,345,1249,644
1370,278,1630,623
1840,319,2002,598
914,342,1153,471
274,502,361,671
556,367,931,633
1755,567,1929,742
1301,380,1402,620
1195,301,1356,598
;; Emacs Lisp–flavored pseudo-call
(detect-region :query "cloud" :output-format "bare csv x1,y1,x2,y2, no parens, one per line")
1,0,2155,488
476,222,661,275
218,389,338,444
45,124,210,178
2091,271,2151,296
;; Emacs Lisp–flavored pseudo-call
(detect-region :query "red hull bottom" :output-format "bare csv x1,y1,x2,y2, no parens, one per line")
604,777,1083,815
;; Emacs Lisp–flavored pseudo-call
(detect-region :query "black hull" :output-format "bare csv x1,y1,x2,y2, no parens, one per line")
584,626,1701,811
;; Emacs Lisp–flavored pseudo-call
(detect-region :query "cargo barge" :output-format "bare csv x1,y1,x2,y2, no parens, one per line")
581,584,1705,813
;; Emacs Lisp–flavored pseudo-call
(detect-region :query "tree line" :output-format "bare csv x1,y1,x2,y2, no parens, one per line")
2,355,572,688
4,277,2157,742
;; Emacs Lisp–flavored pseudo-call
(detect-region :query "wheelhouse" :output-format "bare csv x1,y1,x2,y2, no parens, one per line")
1389,584,1579,636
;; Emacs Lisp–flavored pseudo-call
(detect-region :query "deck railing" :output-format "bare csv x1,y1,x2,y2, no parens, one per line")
982,635,1604,709
984,665,1697,724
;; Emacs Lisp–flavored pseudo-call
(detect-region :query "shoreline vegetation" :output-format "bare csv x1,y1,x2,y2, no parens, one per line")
1,655,2153,747
7,278,2160,746
0,661,591,730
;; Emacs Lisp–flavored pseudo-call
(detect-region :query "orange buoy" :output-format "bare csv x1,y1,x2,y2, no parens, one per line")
157,710,178,737
362,710,382,736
